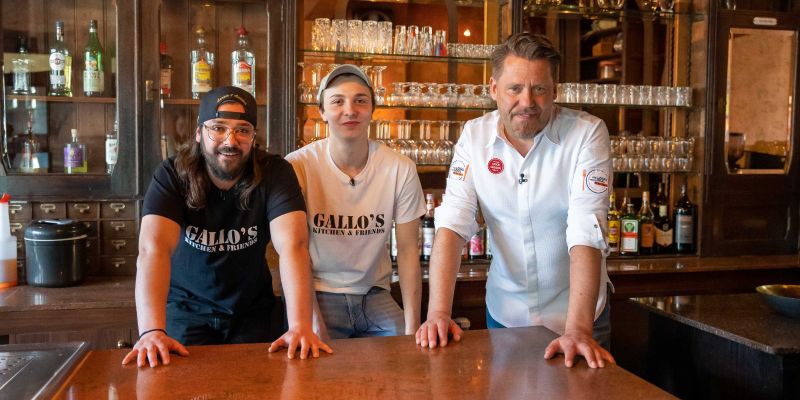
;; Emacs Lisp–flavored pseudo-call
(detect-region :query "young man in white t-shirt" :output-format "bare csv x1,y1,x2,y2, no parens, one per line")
286,65,425,338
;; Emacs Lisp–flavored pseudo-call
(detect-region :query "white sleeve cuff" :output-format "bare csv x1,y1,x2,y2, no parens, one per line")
566,212,607,252
434,204,479,242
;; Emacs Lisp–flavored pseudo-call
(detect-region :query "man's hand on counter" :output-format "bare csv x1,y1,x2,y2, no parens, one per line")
121,331,189,368
543,330,616,369
267,326,333,360
415,311,463,349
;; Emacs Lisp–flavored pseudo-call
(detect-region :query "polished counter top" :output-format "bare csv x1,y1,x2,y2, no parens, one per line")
630,293,800,355
0,277,134,312
55,327,673,399
606,254,800,275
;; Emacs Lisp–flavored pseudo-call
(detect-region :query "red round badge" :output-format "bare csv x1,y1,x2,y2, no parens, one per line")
487,158,504,174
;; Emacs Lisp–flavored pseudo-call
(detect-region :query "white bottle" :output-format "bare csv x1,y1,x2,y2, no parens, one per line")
231,26,256,96
105,119,119,174
0,193,18,288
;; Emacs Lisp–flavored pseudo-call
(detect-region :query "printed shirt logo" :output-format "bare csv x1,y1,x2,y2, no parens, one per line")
448,160,469,181
584,169,609,193
487,158,504,174
184,225,258,253
312,213,386,236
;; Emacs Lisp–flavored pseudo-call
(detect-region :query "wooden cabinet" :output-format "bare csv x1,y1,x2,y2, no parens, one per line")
2,307,137,350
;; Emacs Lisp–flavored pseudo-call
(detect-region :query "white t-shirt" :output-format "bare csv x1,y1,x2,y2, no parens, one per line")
286,139,425,294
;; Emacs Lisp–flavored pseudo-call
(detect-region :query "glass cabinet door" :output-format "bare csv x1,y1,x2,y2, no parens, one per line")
0,0,136,197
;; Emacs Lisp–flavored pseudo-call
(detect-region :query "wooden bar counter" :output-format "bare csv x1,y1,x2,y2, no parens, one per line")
54,327,673,399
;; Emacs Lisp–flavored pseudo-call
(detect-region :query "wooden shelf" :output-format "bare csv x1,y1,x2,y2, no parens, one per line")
7,95,116,104
580,53,622,63
416,165,448,173
161,98,267,106
581,27,622,42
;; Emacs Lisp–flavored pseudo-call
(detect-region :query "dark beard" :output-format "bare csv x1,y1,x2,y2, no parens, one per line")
201,142,249,182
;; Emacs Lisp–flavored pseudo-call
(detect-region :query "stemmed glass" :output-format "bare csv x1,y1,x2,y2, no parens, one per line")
388,82,405,106
433,121,454,165
310,63,325,103
309,118,325,144
297,62,311,103
423,83,439,107
372,66,387,105
417,120,434,164
478,84,493,108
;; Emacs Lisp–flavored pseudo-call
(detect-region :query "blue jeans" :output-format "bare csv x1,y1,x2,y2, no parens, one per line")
316,287,405,339
166,298,285,346
486,289,612,351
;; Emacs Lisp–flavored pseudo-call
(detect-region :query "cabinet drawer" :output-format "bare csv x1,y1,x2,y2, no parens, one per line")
67,202,100,220
86,256,100,276
8,201,31,221
32,202,67,219
100,256,137,275
80,221,99,237
86,238,100,256
100,202,136,219
102,238,138,256
101,220,138,239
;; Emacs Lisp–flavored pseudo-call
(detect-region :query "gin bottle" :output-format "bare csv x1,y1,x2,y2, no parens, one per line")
190,27,214,99
83,19,105,97
105,118,119,174
12,36,32,95
159,42,173,98
64,129,88,174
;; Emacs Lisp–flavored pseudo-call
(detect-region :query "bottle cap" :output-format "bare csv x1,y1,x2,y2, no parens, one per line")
159,42,167,54
236,26,248,36
71,128,78,137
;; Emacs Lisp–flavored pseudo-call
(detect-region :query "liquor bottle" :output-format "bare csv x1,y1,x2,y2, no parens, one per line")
190,27,215,99
12,36,32,94
674,184,695,253
390,221,398,262
421,193,435,261
485,228,493,260
654,187,674,253
159,42,173,98
49,20,73,96
64,128,87,174
638,191,655,255
83,19,105,97
105,118,119,174
19,120,41,173
607,192,620,255
231,26,255,96
654,182,668,213
469,224,486,259
619,202,639,255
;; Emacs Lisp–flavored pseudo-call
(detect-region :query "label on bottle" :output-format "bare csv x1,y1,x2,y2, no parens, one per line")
640,223,654,248
620,219,639,252
106,137,119,165
50,53,66,71
64,143,84,171
655,226,673,247
675,215,694,244
390,223,398,259
192,60,212,93
469,230,485,257
658,205,668,217
84,56,104,93
233,61,252,87
608,220,620,252
485,229,492,258
422,227,435,256
160,68,172,96
13,69,30,93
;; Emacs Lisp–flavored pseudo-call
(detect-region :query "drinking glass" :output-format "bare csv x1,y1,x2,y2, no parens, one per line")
378,22,393,54
372,66,387,105
363,21,379,53
407,25,420,55
332,19,347,52
312,18,331,51
297,62,310,103
434,30,447,56
310,63,324,103
420,26,434,56
347,20,363,52
394,25,407,54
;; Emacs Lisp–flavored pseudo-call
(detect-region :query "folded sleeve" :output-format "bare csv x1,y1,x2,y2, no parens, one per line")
434,123,479,241
566,119,612,252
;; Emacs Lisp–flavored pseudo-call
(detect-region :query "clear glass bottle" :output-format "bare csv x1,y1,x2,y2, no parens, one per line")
64,128,87,174
105,118,119,174
159,42,173,98
638,191,655,255
421,193,435,261
19,120,41,173
191,27,214,99
12,36,32,95
49,20,73,96
231,26,255,96
83,19,105,97
607,192,620,254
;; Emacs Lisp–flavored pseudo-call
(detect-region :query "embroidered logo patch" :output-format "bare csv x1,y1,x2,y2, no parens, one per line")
487,158,504,174
448,160,469,181
585,169,609,193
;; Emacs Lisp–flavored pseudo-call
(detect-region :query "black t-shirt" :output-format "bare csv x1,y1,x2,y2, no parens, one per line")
142,151,305,316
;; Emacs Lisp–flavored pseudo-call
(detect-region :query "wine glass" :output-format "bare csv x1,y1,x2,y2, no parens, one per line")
297,62,310,103
372,65,388,105
727,132,746,171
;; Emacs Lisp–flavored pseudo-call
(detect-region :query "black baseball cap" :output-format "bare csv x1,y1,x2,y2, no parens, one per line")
198,86,258,128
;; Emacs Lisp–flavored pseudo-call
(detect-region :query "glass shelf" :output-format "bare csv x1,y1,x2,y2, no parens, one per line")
161,98,267,106
524,6,703,21
300,102,493,111
300,49,491,64
561,102,693,110
416,165,448,173
7,95,116,104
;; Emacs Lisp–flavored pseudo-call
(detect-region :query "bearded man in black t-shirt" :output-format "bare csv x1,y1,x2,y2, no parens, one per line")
122,86,331,368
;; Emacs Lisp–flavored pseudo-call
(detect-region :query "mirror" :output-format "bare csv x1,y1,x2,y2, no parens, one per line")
725,27,797,174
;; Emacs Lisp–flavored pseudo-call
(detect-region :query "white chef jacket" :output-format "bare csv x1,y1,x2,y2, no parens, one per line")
435,107,612,334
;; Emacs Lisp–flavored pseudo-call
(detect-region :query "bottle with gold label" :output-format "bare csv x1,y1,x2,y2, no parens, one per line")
607,192,620,254
190,27,214,99
638,191,655,255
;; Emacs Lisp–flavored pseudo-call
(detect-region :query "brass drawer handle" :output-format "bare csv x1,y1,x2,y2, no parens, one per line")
109,203,126,213
10,223,23,234
9,204,22,214
73,203,91,214
110,221,127,232
111,258,127,268
111,240,127,250
40,203,56,214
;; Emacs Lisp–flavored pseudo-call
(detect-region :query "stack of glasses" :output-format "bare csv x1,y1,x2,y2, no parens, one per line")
556,83,692,106
611,134,695,172
311,18,448,56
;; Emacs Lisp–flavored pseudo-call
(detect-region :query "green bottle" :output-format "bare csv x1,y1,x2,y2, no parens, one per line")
83,19,104,96
620,202,639,256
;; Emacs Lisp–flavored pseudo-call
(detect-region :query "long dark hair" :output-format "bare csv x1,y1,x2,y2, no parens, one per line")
174,127,265,210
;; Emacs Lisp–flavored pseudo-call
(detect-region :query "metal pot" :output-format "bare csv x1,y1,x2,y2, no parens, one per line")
24,219,88,287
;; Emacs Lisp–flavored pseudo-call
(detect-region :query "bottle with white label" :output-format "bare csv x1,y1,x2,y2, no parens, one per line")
0,193,18,288
64,128,87,174
50,20,73,96
421,193,435,261
620,202,639,255
83,19,105,96
231,26,255,96
106,119,119,174
390,221,398,262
